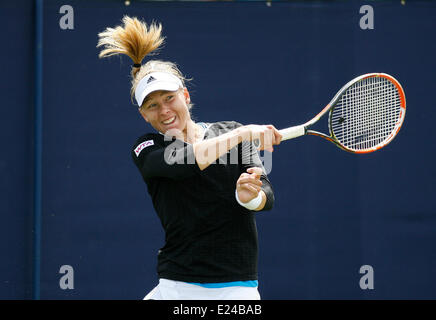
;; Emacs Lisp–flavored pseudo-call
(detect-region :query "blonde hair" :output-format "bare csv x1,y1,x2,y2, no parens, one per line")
97,16,191,107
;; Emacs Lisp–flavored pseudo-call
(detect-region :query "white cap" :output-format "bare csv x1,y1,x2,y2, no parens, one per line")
135,72,183,107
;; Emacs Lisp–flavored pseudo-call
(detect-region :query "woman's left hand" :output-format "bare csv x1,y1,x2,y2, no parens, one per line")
236,167,263,203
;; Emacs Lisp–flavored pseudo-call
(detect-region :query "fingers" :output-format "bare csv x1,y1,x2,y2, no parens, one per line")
251,129,272,152
240,167,263,182
266,125,283,144
237,177,262,189
238,182,261,194
247,167,263,176
246,125,283,151
237,167,263,193
237,179,262,191
236,168,263,202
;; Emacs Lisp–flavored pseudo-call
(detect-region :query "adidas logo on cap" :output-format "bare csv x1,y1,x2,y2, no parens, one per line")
147,76,156,84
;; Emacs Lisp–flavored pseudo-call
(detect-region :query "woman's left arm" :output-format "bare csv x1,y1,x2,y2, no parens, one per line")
236,138,275,211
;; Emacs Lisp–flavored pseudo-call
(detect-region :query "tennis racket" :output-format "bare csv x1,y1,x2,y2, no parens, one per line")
279,73,406,153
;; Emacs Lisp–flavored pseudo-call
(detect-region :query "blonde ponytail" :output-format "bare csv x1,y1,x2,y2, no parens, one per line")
97,16,191,107
97,16,164,78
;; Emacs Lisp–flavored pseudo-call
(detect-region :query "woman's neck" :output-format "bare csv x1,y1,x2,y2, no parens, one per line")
184,120,203,144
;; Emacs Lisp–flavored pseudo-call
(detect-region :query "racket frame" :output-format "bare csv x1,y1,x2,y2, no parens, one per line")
280,73,406,154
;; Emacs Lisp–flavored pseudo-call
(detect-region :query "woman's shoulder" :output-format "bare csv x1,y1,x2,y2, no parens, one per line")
207,120,243,131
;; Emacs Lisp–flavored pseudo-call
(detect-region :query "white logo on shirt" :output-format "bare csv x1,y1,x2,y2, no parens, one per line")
135,140,154,157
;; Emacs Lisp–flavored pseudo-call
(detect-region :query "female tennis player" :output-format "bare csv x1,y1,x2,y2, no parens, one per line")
97,16,282,300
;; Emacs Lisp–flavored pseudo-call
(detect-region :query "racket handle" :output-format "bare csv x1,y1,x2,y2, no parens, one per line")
279,125,306,141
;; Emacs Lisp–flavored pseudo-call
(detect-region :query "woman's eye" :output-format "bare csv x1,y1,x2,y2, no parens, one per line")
166,95,174,101
148,103,157,109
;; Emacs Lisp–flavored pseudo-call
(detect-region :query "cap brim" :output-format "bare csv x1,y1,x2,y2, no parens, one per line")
138,81,180,107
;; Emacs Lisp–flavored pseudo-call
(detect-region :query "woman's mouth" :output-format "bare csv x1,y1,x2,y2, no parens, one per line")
162,116,176,125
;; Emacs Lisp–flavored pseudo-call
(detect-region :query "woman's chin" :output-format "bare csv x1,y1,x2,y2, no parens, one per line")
161,124,184,137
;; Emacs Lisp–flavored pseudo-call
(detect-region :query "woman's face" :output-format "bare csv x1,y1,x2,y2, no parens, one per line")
139,88,191,135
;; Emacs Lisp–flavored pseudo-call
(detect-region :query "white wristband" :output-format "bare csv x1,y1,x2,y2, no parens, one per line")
235,189,262,211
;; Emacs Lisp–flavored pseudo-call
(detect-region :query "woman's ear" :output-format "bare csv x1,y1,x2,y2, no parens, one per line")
183,87,191,104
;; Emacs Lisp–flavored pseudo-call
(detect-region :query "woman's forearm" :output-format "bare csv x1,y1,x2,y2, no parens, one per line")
193,127,247,171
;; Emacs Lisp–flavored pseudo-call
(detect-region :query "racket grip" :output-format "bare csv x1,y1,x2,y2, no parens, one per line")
279,125,306,141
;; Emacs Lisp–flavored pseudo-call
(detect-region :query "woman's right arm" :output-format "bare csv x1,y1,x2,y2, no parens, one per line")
193,125,282,171
132,125,282,180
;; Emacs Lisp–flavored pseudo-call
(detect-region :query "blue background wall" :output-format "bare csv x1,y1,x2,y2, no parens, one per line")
1,0,435,299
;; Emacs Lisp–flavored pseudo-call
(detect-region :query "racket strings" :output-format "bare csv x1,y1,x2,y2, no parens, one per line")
330,76,402,151
335,80,399,149
341,87,398,145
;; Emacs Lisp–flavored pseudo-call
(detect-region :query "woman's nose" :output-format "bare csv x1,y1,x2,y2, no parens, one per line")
159,103,171,115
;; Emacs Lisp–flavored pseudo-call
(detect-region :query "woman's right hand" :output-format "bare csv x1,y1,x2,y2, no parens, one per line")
239,124,283,152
